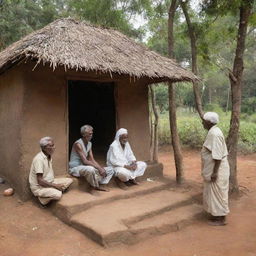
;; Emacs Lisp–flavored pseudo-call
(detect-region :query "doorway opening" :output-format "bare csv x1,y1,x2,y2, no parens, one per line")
68,80,116,160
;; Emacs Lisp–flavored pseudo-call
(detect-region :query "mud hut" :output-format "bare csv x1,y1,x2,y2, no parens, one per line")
0,18,197,200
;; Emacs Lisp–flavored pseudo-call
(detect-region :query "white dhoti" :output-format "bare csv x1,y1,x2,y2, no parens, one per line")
114,161,147,182
69,166,114,187
202,159,230,216
31,177,73,205
201,125,230,216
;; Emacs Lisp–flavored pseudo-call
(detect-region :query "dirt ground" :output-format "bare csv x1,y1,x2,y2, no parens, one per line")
0,148,256,256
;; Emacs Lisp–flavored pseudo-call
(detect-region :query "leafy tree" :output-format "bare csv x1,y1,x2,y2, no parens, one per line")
202,0,255,192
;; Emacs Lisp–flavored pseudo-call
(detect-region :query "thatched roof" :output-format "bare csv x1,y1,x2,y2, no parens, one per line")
0,18,197,82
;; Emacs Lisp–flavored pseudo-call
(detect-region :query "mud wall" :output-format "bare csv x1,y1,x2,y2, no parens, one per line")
0,68,24,196
0,62,151,200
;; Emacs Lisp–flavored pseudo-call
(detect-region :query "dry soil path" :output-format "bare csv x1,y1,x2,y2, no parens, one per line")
0,148,256,256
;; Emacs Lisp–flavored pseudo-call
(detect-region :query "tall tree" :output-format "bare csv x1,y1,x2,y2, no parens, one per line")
149,84,159,162
168,0,184,183
226,0,253,192
202,0,255,192
180,0,204,119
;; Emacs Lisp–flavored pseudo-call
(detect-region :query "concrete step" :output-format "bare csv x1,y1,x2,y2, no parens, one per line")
125,204,202,245
51,178,173,223
70,188,201,246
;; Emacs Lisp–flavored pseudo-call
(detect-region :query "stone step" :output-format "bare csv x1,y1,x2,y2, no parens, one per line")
51,178,174,223
70,189,201,246
125,204,202,245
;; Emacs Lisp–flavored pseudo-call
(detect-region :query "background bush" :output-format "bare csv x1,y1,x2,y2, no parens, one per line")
158,108,256,153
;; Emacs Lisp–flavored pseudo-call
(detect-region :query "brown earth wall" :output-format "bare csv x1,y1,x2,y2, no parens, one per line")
1,61,151,199
0,67,24,196
116,79,150,161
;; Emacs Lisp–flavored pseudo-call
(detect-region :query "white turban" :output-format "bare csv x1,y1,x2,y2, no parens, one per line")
115,128,128,140
203,112,219,124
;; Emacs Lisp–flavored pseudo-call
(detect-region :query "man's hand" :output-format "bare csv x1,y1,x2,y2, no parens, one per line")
211,172,218,182
53,183,66,192
130,162,137,171
98,167,107,177
124,162,137,171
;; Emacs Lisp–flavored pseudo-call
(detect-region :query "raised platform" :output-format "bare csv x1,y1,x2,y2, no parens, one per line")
50,174,202,247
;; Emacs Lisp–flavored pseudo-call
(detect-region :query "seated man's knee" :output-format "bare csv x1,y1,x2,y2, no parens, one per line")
86,166,96,173
142,161,147,168
79,166,94,175
79,166,96,177
54,190,62,200
116,168,130,182
138,161,147,169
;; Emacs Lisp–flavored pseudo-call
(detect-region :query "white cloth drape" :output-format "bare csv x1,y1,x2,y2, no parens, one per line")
107,128,146,181
201,125,230,216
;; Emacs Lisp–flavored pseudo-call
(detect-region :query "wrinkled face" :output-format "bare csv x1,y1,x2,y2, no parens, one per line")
83,129,93,142
119,134,128,145
42,140,55,156
202,119,213,130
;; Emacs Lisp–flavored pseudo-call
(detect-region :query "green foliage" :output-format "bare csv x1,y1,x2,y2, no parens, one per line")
241,97,256,115
0,0,147,50
154,84,168,113
0,0,66,50
204,103,224,113
68,0,140,38
158,110,256,153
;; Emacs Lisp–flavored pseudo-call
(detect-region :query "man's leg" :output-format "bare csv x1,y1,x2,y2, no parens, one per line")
79,166,109,193
115,167,133,182
34,187,62,205
99,167,114,185
114,167,133,189
133,161,147,178
53,177,73,191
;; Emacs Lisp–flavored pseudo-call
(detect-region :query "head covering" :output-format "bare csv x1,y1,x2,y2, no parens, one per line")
115,128,128,140
203,112,219,124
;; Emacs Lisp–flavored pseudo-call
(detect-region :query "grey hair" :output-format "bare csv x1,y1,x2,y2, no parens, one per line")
80,125,93,136
39,137,53,148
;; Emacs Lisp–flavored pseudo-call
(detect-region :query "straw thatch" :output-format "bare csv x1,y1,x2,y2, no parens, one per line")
0,18,197,82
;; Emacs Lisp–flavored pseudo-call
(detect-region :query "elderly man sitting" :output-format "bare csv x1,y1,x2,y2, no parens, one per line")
107,128,147,188
69,125,114,194
29,137,73,206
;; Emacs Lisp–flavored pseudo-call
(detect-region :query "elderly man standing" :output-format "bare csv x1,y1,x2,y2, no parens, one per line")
29,137,73,206
69,125,114,194
107,128,147,188
201,112,230,226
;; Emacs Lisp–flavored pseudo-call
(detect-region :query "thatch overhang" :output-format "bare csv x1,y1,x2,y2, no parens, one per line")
0,18,197,83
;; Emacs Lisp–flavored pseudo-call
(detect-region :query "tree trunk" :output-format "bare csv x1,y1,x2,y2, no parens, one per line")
180,1,204,119
149,84,159,162
149,90,154,161
227,1,252,193
168,0,184,183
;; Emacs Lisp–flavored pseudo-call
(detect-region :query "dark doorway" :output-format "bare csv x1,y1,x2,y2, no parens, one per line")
68,80,116,159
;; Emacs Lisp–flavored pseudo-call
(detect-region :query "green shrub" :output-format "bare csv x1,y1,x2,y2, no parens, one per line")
158,111,256,153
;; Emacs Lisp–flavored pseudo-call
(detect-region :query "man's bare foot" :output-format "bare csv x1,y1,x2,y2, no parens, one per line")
115,177,128,190
88,188,100,196
95,185,109,192
129,179,139,185
208,216,227,226
208,220,227,226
